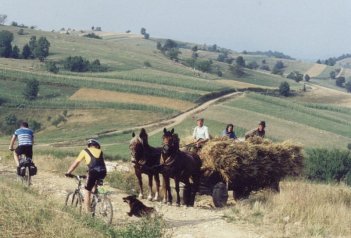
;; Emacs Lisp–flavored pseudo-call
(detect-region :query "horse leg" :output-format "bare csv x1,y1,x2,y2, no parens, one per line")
154,173,160,201
175,178,181,206
147,174,153,201
135,169,144,199
163,175,172,205
190,174,200,206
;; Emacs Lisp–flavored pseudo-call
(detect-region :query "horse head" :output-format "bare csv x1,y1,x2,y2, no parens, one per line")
129,128,149,163
162,128,179,155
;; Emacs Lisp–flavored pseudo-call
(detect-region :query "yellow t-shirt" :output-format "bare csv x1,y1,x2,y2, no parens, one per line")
75,147,102,165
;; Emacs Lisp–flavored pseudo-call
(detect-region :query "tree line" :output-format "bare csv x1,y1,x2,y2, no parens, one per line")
0,30,50,61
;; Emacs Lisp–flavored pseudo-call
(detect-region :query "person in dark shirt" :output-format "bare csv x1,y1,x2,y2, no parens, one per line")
222,124,237,140
245,121,266,140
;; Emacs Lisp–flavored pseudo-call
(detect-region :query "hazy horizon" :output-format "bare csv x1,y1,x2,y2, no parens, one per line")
1,0,350,60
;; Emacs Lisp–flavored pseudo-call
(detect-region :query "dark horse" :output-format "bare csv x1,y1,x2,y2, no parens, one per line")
129,128,161,201
160,128,202,206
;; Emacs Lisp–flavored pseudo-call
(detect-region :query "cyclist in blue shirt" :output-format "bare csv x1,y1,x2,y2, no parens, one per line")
9,122,34,166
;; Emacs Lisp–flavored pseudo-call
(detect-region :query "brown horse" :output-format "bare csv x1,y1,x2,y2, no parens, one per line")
129,128,161,201
160,128,202,206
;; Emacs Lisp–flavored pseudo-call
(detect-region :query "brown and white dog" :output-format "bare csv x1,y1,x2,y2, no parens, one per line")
123,195,155,217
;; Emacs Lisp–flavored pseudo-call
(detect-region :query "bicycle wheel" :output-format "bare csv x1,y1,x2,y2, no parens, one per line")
22,166,31,187
65,191,83,214
93,196,113,224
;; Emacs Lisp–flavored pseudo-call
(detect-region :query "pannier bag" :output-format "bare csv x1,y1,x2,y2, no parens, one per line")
17,159,37,176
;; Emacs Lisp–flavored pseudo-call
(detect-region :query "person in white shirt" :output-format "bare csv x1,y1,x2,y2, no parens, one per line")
193,118,209,147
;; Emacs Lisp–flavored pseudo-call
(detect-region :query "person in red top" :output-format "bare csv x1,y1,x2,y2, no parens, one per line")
66,139,106,212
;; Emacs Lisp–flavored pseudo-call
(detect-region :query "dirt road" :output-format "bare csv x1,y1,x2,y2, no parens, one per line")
0,163,259,238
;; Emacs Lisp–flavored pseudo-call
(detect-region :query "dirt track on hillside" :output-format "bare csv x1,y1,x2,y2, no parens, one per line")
0,163,260,238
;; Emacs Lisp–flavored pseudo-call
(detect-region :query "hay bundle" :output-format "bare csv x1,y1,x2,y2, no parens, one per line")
198,137,303,198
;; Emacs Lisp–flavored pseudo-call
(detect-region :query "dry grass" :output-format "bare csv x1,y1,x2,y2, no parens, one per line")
297,84,351,107
199,137,303,187
70,88,196,111
305,64,327,77
224,180,351,238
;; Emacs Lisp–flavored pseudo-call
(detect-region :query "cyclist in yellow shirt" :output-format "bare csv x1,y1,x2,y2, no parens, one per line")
66,139,107,213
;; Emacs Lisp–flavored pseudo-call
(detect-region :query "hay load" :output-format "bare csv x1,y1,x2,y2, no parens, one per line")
198,137,304,199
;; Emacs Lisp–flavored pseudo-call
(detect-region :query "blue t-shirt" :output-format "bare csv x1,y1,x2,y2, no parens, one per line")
14,128,33,146
222,130,237,139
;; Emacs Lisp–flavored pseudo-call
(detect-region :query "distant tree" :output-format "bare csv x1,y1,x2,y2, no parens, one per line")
246,61,259,69
46,61,59,73
22,44,31,59
140,27,146,35
95,27,102,31
33,37,50,61
162,39,177,51
330,71,336,79
156,42,162,50
0,30,13,58
260,65,270,71
195,59,212,72
28,36,37,54
192,45,198,59
272,60,285,75
125,30,131,33
11,45,20,59
143,33,150,39
229,64,245,77
287,71,303,82
23,79,39,100
336,77,345,87
261,59,266,64
279,81,290,96
216,70,223,77
167,48,181,60
345,81,351,93
316,59,321,64
63,56,90,72
304,74,310,82
17,28,25,35
91,26,94,31
158,39,180,60
83,33,102,39
217,52,227,62
208,44,217,52
0,14,7,25
235,56,245,67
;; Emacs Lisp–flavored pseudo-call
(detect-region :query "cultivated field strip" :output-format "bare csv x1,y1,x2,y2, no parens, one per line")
70,88,196,111
224,93,351,138
203,104,350,149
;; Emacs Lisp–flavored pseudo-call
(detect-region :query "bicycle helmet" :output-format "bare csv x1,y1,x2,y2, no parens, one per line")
87,139,100,148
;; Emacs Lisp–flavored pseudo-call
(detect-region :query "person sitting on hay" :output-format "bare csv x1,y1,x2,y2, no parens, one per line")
222,123,238,140
192,117,209,148
245,121,266,140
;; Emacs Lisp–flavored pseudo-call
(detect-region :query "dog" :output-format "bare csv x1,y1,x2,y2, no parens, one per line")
123,195,155,217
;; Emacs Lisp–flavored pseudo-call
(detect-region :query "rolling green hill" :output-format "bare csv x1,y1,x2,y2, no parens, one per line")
1,25,350,159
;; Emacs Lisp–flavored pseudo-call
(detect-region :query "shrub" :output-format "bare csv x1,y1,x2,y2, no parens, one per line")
83,33,102,39
304,148,351,185
23,79,39,100
279,81,290,96
46,61,59,73
106,171,139,193
143,61,152,67
336,77,345,87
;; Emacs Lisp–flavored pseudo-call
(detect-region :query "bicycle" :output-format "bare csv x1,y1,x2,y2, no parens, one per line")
65,174,113,224
11,149,37,187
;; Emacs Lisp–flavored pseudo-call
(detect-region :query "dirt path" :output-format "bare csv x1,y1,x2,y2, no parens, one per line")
99,91,243,138
0,163,258,238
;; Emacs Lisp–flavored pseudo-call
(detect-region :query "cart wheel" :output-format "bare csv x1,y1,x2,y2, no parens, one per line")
212,182,228,208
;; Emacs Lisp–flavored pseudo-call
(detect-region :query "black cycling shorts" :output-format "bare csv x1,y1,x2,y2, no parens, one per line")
15,145,33,158
85,170,106,192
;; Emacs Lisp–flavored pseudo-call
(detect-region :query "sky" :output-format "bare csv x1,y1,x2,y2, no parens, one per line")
1,0,350,60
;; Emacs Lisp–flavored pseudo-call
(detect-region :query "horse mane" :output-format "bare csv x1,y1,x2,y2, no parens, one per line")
139,128,149,146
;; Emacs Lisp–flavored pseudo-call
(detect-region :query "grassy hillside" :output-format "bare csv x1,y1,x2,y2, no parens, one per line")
1,25,350,159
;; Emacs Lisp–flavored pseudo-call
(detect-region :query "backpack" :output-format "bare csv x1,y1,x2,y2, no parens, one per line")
84,149,106,173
